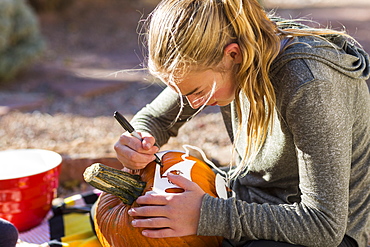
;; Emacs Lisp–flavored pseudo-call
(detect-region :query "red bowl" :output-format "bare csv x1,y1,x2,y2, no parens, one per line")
0,149,62,232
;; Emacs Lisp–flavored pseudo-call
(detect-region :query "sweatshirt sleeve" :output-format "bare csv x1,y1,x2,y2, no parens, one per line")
197,77,353,247
130,86,199,147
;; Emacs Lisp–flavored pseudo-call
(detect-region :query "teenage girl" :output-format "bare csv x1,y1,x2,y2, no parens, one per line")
114,0,370,246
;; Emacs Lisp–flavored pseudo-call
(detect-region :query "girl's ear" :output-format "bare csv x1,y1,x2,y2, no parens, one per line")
224,43,243,64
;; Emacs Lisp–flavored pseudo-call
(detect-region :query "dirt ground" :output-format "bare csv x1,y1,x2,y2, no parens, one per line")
0,0,369,195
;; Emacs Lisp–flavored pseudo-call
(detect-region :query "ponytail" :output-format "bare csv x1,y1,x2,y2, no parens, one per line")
221,0,281,178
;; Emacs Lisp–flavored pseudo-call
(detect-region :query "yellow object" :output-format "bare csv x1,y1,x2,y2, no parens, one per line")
59,213,101,247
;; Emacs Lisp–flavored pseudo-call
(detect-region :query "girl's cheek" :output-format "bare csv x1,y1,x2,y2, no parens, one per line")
213,89,226,100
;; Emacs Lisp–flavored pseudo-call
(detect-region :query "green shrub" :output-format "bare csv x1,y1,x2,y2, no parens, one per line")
0,0,45,83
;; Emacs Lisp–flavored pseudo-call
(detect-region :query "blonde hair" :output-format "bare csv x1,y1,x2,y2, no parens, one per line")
145,0,349,178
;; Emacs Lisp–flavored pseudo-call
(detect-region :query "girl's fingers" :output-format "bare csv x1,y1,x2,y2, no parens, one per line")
141,228,177,238
135,193,171,205
128,205,168,218
131,217,170,229
140,132,159,151
116,133,156,154
166,173,197,191
114,132,159,169
115,147,153,169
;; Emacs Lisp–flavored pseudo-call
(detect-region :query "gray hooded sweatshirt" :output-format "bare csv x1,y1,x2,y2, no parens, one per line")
130,34,370,246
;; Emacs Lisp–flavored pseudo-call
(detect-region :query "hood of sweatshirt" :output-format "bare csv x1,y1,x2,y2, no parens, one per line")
270,34,370,81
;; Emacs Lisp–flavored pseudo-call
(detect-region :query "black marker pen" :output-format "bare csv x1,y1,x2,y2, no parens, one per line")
114,111,163,167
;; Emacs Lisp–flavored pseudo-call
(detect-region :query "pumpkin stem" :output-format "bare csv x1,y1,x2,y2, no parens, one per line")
83,163,146,205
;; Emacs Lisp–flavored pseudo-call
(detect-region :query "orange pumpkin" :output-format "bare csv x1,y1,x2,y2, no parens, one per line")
92,151,223,247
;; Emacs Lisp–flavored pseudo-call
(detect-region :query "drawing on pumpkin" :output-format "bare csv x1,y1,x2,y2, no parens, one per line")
150,157,195,195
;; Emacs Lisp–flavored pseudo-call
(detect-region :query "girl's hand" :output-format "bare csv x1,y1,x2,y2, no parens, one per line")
114,131,159,170
128,173,206,238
